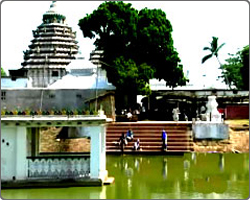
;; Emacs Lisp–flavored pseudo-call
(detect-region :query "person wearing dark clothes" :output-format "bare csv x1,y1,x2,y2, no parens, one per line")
119,133,127,152
162,129,167,151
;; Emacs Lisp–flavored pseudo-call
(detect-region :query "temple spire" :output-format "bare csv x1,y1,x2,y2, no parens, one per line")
21,0,78,87
43,1,65,24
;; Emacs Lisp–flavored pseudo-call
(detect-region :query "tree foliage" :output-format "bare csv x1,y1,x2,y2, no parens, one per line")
202,36,230,88
240,45,249,90
221,45,249,90
111,56,154,94
202,36,225,65
1,67,6,76
79,1,187,94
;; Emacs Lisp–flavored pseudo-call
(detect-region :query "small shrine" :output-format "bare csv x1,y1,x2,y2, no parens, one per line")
1,115,112,188
192,96,229,140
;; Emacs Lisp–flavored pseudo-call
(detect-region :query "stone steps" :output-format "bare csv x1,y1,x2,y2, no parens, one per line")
106,122,194,153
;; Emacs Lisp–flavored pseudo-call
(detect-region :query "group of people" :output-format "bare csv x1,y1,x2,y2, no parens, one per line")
118,129,141,152
118,129,167,152
172,107,189,121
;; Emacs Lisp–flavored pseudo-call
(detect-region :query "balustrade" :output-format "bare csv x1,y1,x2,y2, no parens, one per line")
27,156,90,179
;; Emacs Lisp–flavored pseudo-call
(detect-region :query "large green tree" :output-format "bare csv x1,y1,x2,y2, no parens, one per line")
78,1,187,95
221,45,249,90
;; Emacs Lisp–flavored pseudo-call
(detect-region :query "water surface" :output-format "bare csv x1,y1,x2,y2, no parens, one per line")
1,153,249,199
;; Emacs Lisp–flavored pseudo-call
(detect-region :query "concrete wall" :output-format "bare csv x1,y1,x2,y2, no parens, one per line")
39,127,90,153
1,89,112,111
225,105,249,119
193,122,229,140
1,126,27,181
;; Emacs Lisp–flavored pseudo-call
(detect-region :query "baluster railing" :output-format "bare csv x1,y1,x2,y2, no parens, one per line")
27,156,90,179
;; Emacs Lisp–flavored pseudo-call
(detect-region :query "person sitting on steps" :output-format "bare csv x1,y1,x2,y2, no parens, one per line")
126,129,134,142
118,133,127,152
133,139,141,151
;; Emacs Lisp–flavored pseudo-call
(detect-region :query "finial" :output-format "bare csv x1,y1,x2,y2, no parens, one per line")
47,1,57,13
50,1,56,9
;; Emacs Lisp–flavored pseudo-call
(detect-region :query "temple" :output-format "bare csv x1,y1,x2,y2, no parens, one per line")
21,1,79,87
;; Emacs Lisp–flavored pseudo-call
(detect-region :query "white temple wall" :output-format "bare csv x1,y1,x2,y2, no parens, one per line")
28,68,67,88
1,126,27,181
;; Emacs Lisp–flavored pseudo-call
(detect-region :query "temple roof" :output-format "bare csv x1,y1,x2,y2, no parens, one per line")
47,59,116,90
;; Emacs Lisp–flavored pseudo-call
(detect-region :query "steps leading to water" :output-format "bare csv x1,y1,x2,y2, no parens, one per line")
106,122,194,153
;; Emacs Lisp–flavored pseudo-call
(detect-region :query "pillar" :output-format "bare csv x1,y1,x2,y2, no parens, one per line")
90,125,106,180
16,127,28,180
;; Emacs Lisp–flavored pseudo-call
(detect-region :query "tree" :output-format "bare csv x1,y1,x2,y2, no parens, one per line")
78,1,187,95
1,67,6,76
202,36,229,87
202,36,225,65
111,56,155,94
135,8,187,88
221,45,249,90
240,45,249,90
221,53,243,89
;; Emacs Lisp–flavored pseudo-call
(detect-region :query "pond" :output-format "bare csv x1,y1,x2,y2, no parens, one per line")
1,153,249,199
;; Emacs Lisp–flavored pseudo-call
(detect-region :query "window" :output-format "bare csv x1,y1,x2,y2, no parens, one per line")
52,71,59,77
76,94,82,98
1,91,6,100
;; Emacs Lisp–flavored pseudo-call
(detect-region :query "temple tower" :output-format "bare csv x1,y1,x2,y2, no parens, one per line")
21,1,79,87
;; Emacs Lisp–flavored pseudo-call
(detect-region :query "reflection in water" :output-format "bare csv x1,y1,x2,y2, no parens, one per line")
2,153,249,199
134,158,140,171
219,154,224,172
183,159,190,181
99,186,106,199
162,158,168,180
127,179,132,198
194,175,228,194
191,152,196,163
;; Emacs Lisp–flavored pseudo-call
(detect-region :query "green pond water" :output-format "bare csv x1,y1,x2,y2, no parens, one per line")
1,153,249,199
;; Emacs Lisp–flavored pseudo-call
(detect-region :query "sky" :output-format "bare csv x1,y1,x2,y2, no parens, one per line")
1,1,249,87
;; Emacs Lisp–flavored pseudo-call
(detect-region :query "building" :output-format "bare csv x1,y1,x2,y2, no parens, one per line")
1,58,116,119
1,115,111,188
1,2,116,118
21,1,79,87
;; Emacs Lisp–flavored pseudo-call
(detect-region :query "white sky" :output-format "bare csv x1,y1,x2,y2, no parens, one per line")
1,1,249,86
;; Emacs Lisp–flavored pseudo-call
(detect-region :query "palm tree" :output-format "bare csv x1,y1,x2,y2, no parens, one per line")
202,36,229,88
202,36,225,64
